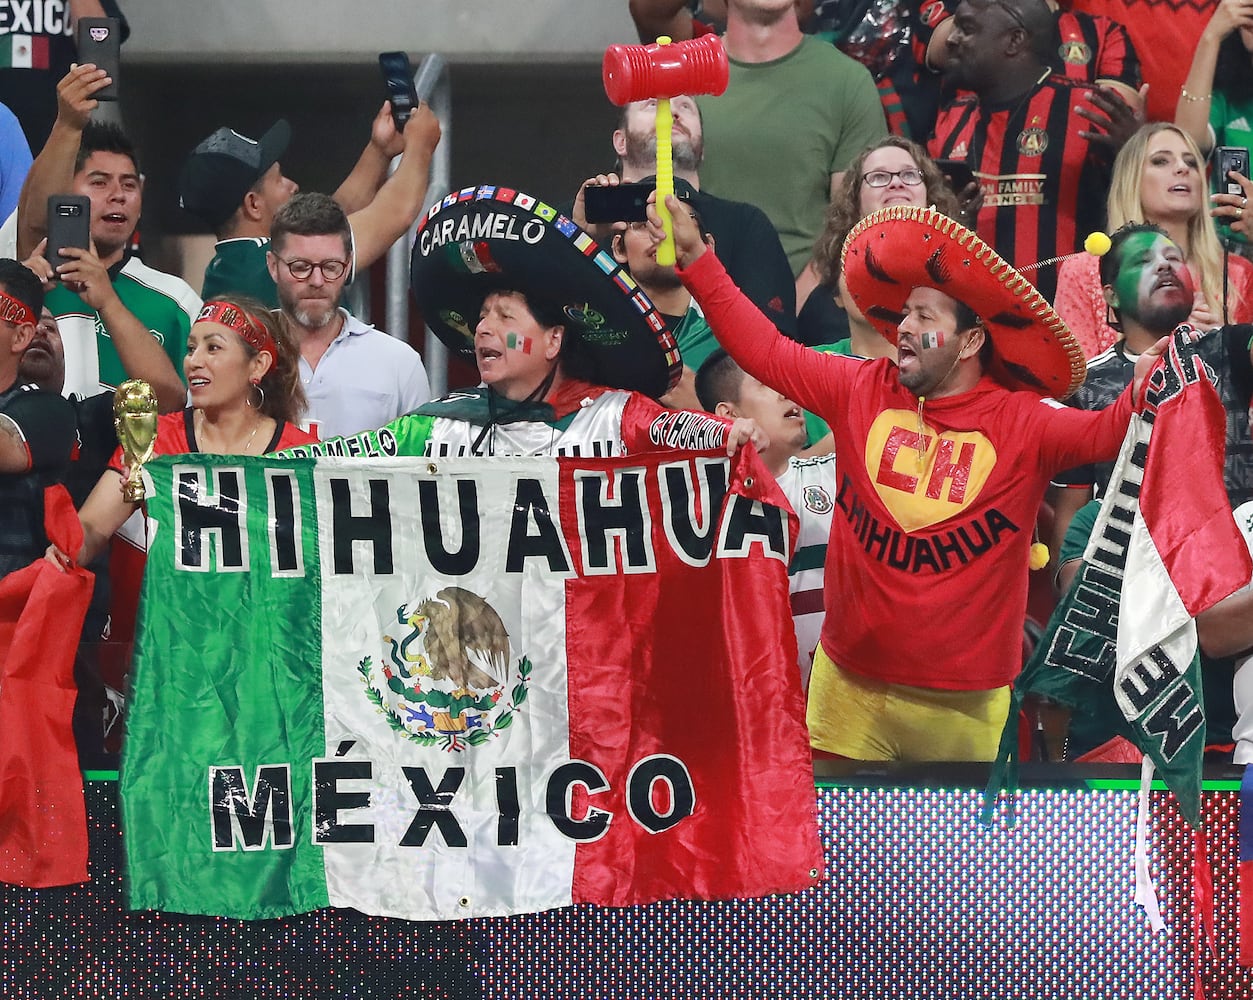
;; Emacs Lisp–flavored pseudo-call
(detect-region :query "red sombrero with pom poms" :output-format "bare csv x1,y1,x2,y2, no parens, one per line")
841,206,1086,400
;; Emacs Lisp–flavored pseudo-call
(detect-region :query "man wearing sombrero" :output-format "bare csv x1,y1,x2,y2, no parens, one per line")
664,198,1167,761
283,185,762,460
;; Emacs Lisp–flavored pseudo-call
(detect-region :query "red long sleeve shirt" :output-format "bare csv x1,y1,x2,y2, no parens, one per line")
680,250,1134,690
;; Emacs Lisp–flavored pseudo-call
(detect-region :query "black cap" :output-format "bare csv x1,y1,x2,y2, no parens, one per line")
177,120,291,229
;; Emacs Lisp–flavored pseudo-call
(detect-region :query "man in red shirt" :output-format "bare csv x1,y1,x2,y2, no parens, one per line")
665,198,1167,760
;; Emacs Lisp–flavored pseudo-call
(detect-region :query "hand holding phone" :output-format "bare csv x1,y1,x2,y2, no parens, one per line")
1214,146,1251,196
583,182,658,224
379,51,419,132
46,195,91,273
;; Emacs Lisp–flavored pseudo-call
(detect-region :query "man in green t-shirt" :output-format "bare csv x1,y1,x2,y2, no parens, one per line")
16,65,198,406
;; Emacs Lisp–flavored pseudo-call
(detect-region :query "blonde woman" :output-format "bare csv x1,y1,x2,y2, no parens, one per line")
1054,122,1253,358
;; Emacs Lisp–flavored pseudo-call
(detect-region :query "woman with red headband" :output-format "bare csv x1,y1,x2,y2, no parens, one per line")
46,294,316,571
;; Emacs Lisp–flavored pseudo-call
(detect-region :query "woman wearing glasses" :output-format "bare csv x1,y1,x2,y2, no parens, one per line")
800,136,965,356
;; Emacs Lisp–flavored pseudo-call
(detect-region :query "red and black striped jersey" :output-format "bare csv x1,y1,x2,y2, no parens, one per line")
927,75,1112,302
913,1,1141,92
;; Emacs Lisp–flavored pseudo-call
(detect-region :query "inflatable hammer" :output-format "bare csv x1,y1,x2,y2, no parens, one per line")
602,33,728,266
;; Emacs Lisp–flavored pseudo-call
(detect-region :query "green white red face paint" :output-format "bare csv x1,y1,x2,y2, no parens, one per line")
506,332,533,354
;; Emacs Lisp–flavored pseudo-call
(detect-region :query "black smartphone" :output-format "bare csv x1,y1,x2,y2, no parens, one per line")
936,158,976,192
47,195,92,273
379,51,418,132
75,17,120,101
583,182,660,224
1214,145,1250,195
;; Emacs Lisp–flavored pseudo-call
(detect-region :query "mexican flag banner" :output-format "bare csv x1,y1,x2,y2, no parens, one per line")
984,328,1252,827
122,449,824,920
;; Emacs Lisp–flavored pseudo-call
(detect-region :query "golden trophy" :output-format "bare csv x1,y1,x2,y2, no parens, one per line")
114,380,159,503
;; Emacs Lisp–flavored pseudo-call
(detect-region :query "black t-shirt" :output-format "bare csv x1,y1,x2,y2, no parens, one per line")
0,379,76,577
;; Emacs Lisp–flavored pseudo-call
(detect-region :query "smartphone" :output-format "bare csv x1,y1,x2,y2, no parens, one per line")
47,195,92,273
379,51,418,132
583,182,661,224
75,17,120,101
1214,145,1250,195
935,158,976,192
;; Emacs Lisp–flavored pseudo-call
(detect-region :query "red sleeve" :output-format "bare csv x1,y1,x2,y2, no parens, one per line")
1032,380,1135,474
1092,15,1141,90
618,392,733,454
678,250,857,420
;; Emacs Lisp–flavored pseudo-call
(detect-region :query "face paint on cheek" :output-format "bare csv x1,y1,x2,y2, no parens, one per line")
920,331,946,350
505,332,533,354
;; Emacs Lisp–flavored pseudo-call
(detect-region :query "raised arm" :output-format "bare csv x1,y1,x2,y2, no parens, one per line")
1175,0,1253,154
332,102,405,216
345,102,441,272
16,64,111,260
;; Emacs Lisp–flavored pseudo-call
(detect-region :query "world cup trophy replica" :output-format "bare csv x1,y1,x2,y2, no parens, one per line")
113,379,159,503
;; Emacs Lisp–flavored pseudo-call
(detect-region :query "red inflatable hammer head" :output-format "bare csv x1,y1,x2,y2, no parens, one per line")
602,34,729,106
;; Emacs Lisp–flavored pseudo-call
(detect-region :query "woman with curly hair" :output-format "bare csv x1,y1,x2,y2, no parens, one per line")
798,136,965,353
1054,123,1253,359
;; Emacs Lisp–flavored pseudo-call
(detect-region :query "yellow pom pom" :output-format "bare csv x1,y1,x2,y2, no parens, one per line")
1084,231,1112,257
1029,542,1050,571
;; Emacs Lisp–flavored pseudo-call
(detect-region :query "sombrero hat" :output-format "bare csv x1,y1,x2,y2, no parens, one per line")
841,205,1086,400
410,184,681,398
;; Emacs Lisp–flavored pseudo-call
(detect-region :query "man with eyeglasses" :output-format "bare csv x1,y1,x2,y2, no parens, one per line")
926,0,1141,301
268,192,429,438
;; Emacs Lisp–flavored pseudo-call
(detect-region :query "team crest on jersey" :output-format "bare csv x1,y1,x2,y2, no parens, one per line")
359,588,531,752
1017,128,1049,156
802,484,833,515
865,409,997,531
1058,40,1091,65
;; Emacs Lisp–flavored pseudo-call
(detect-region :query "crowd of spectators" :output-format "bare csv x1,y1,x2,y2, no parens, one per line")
5,0,1253,768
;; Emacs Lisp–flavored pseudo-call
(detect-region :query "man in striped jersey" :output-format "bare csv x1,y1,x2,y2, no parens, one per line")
926,0,1140,301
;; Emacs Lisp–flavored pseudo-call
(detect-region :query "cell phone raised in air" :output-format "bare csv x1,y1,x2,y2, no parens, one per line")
379,51,419,132
75,17,120,101
1213,145,1251,196
583,182,659,224
46,195,92,273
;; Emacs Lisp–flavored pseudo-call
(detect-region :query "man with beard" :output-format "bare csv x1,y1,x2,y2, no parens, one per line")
0,259,75,580
926,0,1140,302
1050,222,1253,758
1052,222,1253,547
268,192,430,438
576,93,797,336
667,200,1166,760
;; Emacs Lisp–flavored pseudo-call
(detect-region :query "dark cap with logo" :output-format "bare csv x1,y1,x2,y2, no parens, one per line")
178,120,291,229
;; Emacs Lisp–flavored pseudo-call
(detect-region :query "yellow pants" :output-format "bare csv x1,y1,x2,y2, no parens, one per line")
807,644,1011,762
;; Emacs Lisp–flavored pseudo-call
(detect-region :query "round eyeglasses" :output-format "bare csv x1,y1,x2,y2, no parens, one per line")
279,257,349,281
861,169,924,188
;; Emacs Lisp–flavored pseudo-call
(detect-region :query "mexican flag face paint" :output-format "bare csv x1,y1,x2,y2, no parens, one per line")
919,331,945,350
506,332,533,354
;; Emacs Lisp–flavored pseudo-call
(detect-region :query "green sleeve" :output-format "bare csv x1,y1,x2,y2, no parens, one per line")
273,413,434,460
1059,499,1101,567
